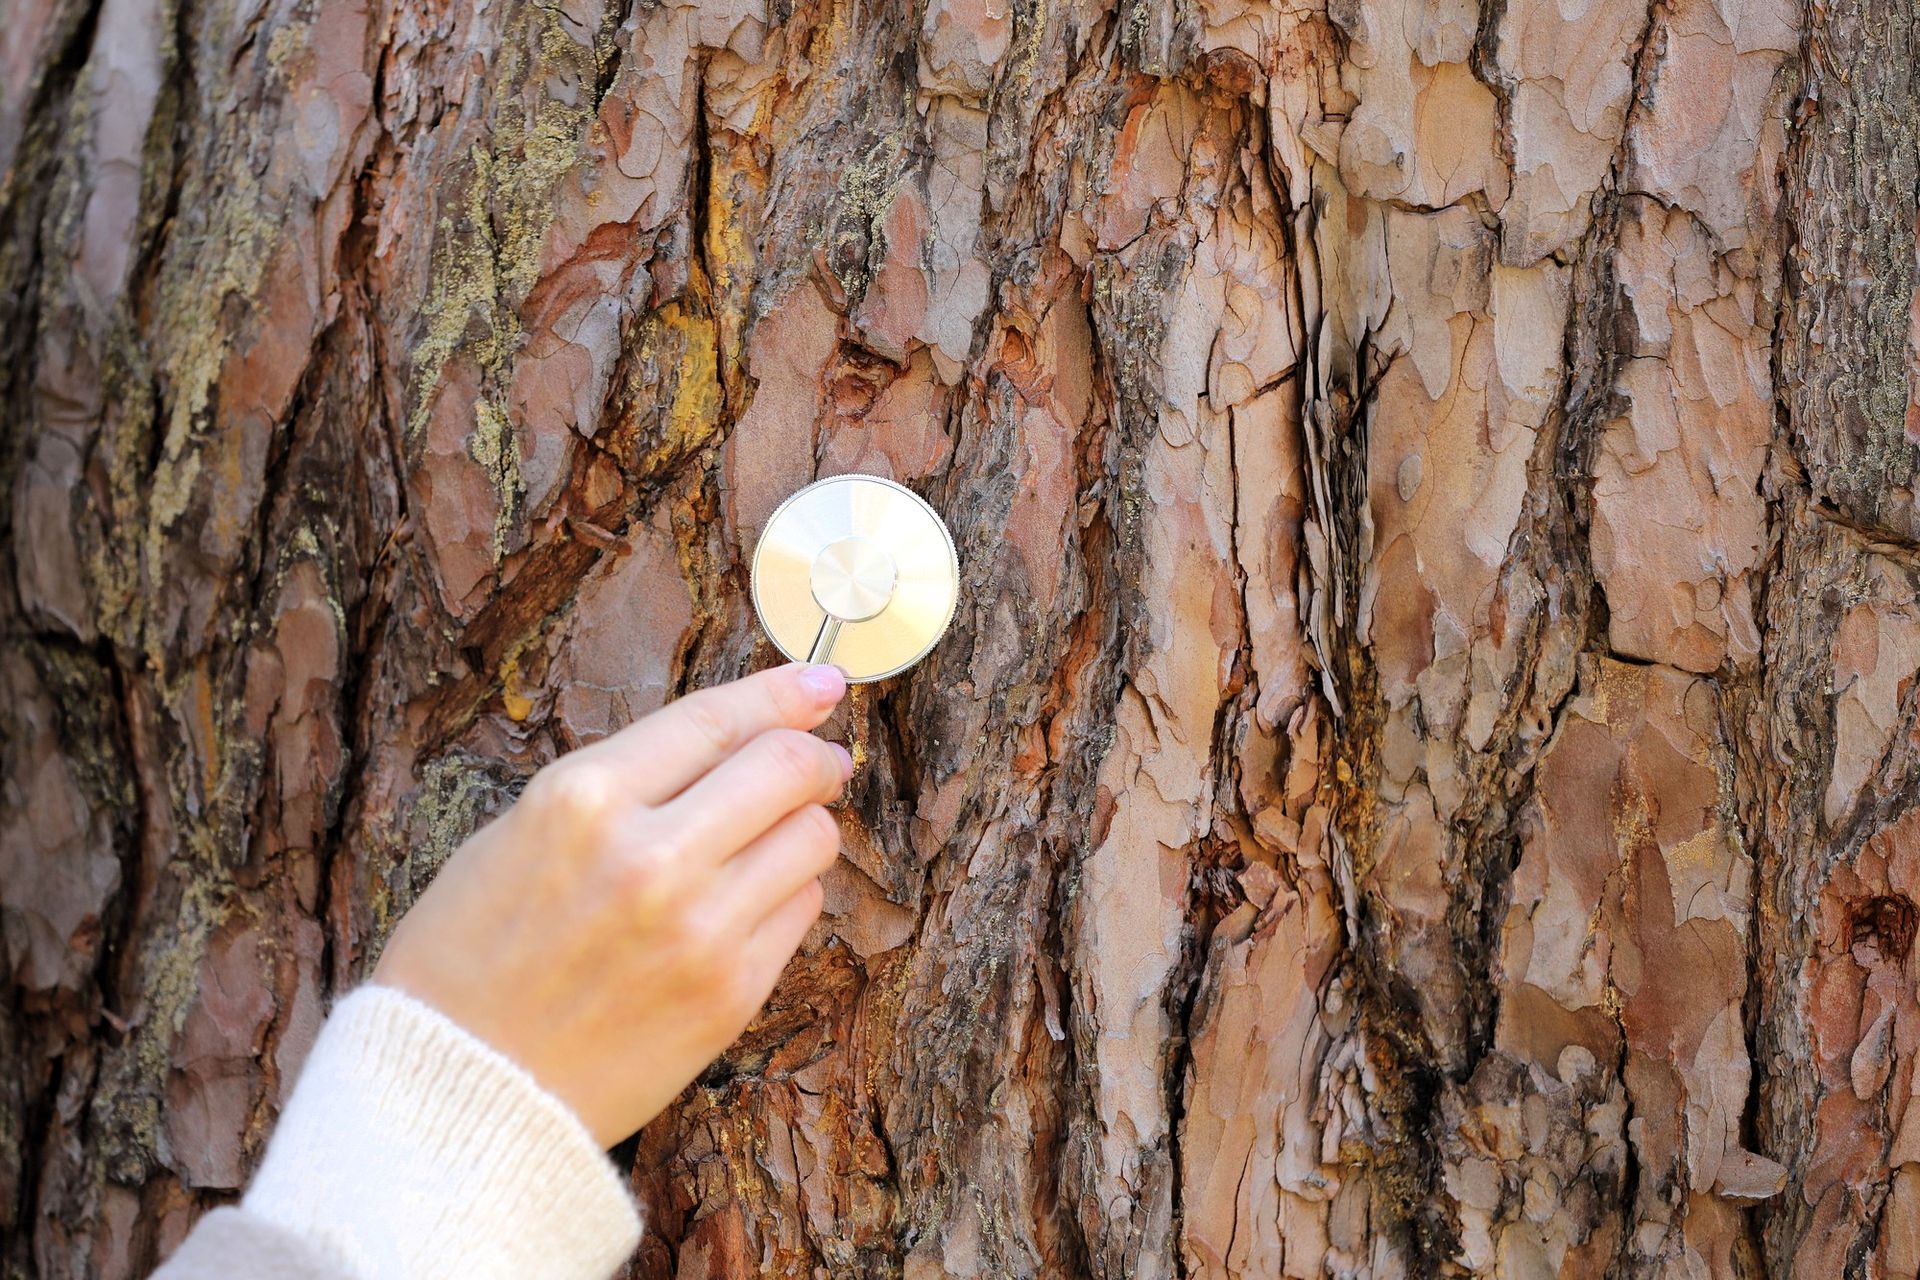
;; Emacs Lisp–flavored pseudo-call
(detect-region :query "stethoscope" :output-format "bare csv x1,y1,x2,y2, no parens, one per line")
748,474,959,682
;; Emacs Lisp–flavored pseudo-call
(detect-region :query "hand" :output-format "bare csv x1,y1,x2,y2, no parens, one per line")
372,662,853,1147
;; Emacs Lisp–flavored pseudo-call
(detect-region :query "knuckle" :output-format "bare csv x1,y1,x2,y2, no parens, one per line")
530,762,618,834
633,813,692,867
763,729,835,792
612,844,673,912
676,693,737,758
672,907,727,967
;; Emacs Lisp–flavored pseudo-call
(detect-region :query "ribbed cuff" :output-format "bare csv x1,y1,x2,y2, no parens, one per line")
243,985,642,1280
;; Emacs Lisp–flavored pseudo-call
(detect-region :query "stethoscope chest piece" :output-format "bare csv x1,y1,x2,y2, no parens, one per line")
750,474,959,682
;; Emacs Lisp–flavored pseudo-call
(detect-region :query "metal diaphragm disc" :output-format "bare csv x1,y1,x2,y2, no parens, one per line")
750,474,959,682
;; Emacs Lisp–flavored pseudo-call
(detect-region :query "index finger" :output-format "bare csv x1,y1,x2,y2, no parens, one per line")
573,662,847,805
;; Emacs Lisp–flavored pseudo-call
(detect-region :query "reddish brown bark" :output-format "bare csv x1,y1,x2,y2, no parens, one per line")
2,0,1918,1276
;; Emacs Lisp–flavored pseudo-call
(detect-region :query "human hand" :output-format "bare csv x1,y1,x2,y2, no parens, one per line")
371,662,852,1147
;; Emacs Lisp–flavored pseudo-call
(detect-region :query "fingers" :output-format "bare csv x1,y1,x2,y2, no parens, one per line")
657,727,852,864
717,804,843,926
732,877,828,1009
575,663,847,805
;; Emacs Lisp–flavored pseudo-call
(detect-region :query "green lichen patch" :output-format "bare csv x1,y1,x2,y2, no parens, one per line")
89,876,229,1184
402,2,618,563
363,753,526,964
407,147,508,442
470,396,524,562
401,2,617,398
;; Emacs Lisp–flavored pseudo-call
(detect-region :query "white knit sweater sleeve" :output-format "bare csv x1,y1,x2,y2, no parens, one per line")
237,984,642,1280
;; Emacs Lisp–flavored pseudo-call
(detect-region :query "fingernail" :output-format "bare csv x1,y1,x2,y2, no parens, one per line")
830,742,854,777
801,663,847,702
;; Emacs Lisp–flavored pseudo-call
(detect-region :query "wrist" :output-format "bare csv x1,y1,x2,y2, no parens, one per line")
242,984,641,1280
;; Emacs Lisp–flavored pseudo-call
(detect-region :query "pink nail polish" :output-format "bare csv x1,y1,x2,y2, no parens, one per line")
802,663,847,701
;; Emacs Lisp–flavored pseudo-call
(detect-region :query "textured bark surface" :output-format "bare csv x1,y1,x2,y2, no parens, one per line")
3,0,1919,1275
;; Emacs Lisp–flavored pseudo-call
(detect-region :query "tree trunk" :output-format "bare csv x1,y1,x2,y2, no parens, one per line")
2,0,1917,1274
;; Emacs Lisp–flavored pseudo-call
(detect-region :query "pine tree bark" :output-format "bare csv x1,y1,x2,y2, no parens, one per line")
2,0,1917,1275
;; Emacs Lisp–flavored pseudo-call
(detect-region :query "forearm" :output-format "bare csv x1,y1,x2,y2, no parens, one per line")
153,985,641,1280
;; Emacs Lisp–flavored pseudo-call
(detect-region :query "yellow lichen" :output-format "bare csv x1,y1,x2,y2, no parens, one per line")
407,148,506,440
409,37,585,329
402,5,604,566
99,874,230,1177
141,160,280,667
495,19,594,298
469,397,523,561
265,21,308,70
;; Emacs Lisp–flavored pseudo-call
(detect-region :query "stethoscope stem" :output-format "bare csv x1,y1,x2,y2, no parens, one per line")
807,615,844,665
